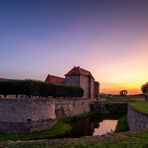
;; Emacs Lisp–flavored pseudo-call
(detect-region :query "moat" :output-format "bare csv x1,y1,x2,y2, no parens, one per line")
63,112,125,138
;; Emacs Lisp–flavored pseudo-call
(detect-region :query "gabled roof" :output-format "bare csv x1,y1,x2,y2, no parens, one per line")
65,66,94,78
45,74,65,84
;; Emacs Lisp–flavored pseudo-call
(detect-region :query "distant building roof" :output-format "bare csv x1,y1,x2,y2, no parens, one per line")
45,74,65,84
65,66,94,78
0,77,9,81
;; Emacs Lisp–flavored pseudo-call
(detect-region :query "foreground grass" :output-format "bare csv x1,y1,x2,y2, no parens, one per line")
131,101,148,113
0,121,72,141
2,129,148,148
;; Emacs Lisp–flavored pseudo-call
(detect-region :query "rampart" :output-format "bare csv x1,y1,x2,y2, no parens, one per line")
0,98,90,133
55,98,90,118
127,104,148,131
0,98,56,133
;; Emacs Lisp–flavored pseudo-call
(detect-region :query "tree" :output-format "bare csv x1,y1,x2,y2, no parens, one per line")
119,90,128,96
141,82,148,101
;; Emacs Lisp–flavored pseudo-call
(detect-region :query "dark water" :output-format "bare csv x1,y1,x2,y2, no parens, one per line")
65,113,124,138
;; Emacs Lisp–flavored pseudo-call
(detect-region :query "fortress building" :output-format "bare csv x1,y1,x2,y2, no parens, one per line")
45,66,100,99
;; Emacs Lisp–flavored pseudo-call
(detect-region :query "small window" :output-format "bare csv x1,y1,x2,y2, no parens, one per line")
27,119,31,123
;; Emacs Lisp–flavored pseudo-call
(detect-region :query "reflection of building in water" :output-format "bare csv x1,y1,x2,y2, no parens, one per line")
93,120,118,136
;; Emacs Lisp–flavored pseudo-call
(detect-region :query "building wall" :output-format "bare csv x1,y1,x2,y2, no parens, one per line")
94,82,99,99
79,75,89,98
90,78,95,99
65,75,80,86
65,75,97,99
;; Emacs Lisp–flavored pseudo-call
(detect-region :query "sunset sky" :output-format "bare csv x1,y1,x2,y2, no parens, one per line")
0,0,148,94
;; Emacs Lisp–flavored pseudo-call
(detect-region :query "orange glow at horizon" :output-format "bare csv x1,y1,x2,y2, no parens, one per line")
99,76,147,94
101,85,141,94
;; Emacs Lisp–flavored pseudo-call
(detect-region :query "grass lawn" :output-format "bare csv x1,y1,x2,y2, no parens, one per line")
131,101,148,113
106,96,144,102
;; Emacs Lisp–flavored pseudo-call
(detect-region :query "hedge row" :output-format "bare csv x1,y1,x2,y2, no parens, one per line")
0,80,84,98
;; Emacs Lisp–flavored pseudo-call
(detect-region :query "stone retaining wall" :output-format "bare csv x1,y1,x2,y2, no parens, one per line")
0,98,56,133
90,101,127,113
0,98,90,133
127,104,148,131
55,98,90,118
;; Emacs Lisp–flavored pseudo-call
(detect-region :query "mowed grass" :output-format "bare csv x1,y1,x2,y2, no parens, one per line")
106,96,144,102
131,101,148,113
2,129,148,148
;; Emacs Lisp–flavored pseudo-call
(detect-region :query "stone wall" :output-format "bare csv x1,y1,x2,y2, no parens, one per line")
55,98,90,118
90,101,127,113
0,98,56,133
0,98,90,133
128,104,148,131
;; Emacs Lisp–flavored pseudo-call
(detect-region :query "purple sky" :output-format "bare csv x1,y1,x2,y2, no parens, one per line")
0,0,148,94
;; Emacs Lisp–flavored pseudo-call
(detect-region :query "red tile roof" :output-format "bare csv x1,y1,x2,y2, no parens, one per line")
0,77,9,81
45,74,65,84
65,66,93,78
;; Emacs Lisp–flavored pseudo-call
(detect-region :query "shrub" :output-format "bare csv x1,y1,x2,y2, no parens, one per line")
0,80,84,98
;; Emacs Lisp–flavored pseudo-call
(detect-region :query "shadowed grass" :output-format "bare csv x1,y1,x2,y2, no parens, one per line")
115,115,129,132
0,121,72,141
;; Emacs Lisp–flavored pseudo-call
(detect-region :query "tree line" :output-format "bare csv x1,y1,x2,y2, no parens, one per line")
0,80,84,98
141,82,148,100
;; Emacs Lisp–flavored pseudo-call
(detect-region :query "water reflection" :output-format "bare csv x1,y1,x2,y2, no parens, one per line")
64,113,125,138
93,120,118,136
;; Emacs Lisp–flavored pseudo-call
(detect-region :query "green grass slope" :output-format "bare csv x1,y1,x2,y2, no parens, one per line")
131,102,148,113
1,129,148,148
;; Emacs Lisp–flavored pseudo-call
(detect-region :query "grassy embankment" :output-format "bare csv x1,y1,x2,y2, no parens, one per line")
115,115,129,132
131,101,148,113
1,129,148,148
106,96,144,102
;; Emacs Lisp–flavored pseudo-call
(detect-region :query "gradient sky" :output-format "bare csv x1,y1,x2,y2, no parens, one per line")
0,0,148,94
